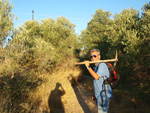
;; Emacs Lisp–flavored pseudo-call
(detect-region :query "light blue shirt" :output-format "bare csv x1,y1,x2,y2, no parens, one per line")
93,63,113,99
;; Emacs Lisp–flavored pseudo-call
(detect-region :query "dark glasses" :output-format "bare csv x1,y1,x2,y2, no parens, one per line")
90,55,97,58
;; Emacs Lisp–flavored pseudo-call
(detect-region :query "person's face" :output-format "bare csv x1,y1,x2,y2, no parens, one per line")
90,51,100,61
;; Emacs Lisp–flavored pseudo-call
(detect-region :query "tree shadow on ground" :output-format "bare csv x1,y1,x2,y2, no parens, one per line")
48,82,66,113
68,74,92,113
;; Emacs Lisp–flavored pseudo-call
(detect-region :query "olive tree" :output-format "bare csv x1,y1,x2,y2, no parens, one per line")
0,0,14,47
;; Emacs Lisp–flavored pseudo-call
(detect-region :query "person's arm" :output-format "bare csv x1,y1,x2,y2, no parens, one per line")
84,61,100,80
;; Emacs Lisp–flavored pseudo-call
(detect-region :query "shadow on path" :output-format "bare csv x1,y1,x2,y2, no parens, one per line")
48,82,65,113
68,74,92,113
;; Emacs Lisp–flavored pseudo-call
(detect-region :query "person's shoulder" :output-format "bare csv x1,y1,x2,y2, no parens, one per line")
99,63,107,66
99,63,108,69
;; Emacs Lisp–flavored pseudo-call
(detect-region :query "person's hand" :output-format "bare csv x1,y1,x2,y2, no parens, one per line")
84,61,90,68
92,95,96,101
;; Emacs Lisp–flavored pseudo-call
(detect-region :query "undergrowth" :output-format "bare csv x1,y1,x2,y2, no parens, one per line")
0,53,81,113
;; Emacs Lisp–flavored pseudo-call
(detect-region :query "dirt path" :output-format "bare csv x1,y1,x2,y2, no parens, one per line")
60,75,97,113
46,69,97,113
71,81,97,113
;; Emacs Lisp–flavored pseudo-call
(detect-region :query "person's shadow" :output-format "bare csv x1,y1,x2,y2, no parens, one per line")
48,83,65,113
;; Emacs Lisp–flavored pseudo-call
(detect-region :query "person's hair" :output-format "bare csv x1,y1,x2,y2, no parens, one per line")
90,48,100,55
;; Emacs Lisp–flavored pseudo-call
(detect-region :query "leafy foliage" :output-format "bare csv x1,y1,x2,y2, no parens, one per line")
0,0,14,46
0,1,81,111
80,9,113,57
137,2,150,74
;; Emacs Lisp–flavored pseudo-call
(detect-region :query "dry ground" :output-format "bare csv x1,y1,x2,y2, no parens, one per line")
46,73,98,113
30,68,98,113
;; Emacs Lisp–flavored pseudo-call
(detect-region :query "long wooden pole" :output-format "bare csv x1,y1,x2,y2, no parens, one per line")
75,50,118,65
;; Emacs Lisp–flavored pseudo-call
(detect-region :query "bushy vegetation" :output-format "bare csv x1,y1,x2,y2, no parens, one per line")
0,0,150,112
0,0,81,112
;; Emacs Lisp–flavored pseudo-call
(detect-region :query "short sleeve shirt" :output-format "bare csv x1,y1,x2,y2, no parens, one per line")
93,63,113,99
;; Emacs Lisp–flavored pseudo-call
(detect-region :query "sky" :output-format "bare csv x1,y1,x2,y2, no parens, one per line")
11,0,150,35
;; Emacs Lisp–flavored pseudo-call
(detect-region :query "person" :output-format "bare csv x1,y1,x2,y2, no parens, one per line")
84,48,113,113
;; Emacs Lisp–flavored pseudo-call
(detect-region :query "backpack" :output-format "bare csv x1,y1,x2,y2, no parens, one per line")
104,63,120,89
